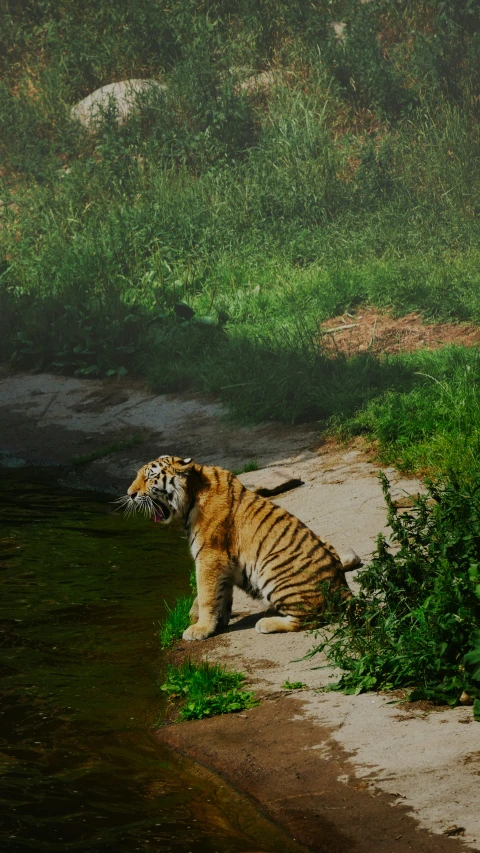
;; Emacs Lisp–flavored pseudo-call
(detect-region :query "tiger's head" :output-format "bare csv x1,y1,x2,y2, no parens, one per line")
121,455,194,525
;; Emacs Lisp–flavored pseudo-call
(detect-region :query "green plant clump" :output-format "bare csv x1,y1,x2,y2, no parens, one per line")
232,460,259,476
71,435,143,466
160,658,258,721
158,596,195,649
310,472,480,717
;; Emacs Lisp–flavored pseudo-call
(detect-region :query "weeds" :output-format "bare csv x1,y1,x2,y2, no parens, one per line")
71,435,142,466
2,2,480,477
159,559,197,649
158,596,195,650
309,473,480,715
232,461,259,476
160,658,258,721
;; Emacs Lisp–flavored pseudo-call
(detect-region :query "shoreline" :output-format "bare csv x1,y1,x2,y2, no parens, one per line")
1,369,478,852
158,695,469,853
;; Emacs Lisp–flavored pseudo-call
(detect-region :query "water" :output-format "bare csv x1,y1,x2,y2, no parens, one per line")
0,469,303,853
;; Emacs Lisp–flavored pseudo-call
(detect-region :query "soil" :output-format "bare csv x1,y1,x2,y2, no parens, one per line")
320,307,480,356
0,367,317,492
160,697,473,853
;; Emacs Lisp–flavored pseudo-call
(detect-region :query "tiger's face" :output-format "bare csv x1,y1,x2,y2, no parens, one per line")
121,455,193,525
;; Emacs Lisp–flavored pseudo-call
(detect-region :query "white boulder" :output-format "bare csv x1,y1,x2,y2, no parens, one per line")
71,78,167,128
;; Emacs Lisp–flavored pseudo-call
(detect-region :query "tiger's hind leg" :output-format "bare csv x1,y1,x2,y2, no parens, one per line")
255,614,302,634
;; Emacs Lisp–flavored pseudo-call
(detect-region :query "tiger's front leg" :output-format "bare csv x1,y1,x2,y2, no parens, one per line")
183,553,232,641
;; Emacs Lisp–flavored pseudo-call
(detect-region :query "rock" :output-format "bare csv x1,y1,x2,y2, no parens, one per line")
238,70,277,93
331,21,346,41
459,691,474,706
174,302,195,322
71,79,167,128
238,467,303,497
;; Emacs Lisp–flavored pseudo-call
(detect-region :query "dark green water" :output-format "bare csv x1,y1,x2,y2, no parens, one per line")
0,469,303,853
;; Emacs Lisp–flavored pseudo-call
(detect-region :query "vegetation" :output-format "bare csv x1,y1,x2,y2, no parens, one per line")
2,2,480,472
159,563,197,649
160,658,258,720
281,680,307,690
70,434,142,465
4,2,480,714
309,473,480,719
158,595,195,649
341,346,480,477
232,460,259,475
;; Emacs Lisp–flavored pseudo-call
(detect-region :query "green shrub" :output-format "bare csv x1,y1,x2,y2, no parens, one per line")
309,472,480,714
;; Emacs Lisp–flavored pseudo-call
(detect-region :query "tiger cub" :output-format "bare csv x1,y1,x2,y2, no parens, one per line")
124,455,358,641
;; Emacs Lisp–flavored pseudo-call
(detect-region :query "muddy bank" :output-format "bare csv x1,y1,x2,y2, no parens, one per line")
159,696,471,853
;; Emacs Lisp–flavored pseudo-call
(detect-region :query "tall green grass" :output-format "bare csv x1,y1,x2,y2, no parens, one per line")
158,596,195,649
341,347,480,476
2,1,480,476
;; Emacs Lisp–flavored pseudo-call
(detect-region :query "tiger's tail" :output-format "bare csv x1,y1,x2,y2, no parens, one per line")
339,548,362,572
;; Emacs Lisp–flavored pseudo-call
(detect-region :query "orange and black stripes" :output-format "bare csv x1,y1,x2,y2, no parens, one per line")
126,456,352,639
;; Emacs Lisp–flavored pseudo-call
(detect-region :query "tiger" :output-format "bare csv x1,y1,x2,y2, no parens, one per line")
123,455,359,641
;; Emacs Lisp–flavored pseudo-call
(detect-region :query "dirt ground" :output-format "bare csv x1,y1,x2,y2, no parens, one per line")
0,367,317,490
1,367,479,852
160,697,472,853
320,306,480,356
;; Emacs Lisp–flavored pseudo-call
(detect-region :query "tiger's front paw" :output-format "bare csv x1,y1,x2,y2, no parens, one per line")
182,622,215,641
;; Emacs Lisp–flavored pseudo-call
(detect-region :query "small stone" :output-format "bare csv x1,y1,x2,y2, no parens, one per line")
443,825,465,837
459,691,474,705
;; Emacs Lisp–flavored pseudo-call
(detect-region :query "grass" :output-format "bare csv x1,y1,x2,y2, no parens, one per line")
158,595,195,649
159,562,197,649
339,346,480,477
281,680,307,690
231,461,259,476
308,472,480,720
2,4,480,482
70,435,143,466
160,658,258,721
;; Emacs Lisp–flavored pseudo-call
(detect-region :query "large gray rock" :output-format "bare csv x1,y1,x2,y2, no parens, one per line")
71,79,167,128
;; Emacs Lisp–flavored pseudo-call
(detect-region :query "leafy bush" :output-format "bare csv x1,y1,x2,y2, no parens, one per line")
309,472,480,715
160,658,258,720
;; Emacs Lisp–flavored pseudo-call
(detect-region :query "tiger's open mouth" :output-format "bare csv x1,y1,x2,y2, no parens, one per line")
153,502,171,523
